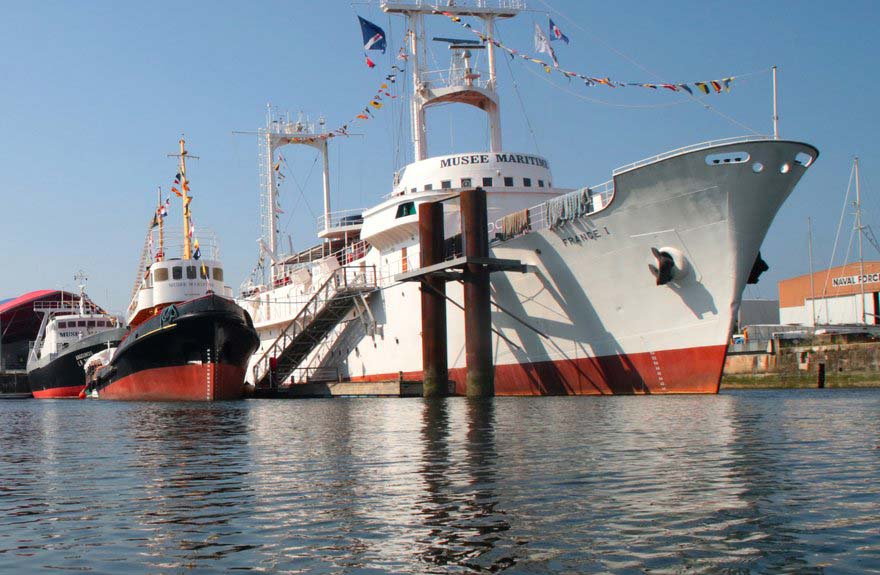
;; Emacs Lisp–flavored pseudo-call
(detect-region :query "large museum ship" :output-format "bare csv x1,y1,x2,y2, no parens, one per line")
236,1,818,395
88,140,259,401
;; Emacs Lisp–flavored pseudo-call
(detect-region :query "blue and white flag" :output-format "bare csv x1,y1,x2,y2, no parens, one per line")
549,18,569,44
358,16,386,53
534,22,558,68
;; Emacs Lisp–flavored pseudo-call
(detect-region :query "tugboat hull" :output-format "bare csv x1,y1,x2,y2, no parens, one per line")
93,295,258,401
28,328,126,399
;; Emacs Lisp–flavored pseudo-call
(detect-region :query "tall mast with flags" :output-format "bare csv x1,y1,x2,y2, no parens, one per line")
168,138,198,260
156,186,165,262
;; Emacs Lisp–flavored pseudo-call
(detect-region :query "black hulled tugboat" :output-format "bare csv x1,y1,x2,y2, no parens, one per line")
87,139,259,401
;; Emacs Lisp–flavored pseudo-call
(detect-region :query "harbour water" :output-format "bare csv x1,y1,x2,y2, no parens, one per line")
1,390,878,574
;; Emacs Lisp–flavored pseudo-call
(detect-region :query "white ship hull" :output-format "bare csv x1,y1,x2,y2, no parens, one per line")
240,139,817,394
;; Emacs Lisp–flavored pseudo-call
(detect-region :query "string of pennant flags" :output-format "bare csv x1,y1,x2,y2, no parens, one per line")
435,10,735,95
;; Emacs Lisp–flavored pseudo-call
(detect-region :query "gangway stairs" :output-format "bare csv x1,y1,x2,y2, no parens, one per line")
252,265,376,389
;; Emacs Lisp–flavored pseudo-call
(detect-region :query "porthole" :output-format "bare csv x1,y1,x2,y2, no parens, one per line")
795,152,815,167
752,162,764,173
780,163,790,174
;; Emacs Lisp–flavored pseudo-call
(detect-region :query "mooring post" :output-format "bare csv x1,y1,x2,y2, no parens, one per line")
419,201,449,397
461,187,494,397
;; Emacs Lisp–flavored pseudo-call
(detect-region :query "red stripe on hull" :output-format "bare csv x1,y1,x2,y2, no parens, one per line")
345,345,727,395
32,385,86,399
98,363,247,401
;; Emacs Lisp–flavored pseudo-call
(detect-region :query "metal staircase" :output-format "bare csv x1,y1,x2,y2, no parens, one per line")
252,265,377,388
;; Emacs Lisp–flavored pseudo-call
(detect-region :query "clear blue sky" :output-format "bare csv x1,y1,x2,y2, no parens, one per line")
0,1,877,312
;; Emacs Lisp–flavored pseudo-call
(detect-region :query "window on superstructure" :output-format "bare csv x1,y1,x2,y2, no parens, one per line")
504,176,514,187
523,178,532,187
186,266,197,279
424,184,433,191
538,179,544,188
200,266,209,279
410,188,416,194
461,178,472,188
87,320,96,327
441,180,452,189
172,266,182,280
482,177,493,187
395,202,416,218
58,322,67,329
213,268,224,281
77,321,85,327
154,268,169,282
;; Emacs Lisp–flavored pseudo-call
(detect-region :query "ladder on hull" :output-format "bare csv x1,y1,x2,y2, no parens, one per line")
252,266,376,389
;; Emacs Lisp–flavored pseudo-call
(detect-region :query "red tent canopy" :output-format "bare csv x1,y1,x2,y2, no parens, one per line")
0,290,79,344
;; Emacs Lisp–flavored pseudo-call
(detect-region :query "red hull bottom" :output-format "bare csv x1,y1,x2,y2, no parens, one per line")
32,385,86,399
98,363,247,401
346,345,727,395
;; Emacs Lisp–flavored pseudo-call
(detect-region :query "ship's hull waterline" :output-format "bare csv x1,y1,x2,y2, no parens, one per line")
245,140,817,395
28,328,126,399
93,295,258,401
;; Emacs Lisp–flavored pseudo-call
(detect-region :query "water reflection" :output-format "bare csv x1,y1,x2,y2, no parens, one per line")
0,391,878,573
416,398,515,572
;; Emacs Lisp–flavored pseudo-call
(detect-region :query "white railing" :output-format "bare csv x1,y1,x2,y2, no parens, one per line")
316,209,365,233
422,67,490,92
486,180,615,243
382,0,526,10
147,226,221,261
612,135,772,176
252,265,377,387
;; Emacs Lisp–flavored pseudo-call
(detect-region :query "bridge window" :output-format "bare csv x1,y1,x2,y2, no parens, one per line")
200,266,210,279
441,180,452,189
77,321,86,327
395,201,416,218
504,176,514,187
187,266,197,279
213,268,224,281
410,188,416,194
538,179,544,188
482,177,493,187
154,268,169,282
87,320,96,327
461,178,472,188
172,266,182,280
58,322,67,329
424,184,433,191
523,178,532,187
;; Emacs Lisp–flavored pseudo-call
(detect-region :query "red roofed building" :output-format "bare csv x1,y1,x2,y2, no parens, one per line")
1,290,78,395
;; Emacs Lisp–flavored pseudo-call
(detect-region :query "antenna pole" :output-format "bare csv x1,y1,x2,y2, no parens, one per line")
321,137,331,234
157,186,165,262
772,65,779,140
856,157,865,325
410,16,427,161
808,217,816,327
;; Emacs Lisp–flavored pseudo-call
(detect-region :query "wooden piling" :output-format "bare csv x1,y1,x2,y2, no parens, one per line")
419,201,449,397
461,188,494,397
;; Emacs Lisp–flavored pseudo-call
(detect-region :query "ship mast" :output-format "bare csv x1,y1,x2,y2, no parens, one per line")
156,186,165,262
258,109,335,282
74,270,87,316
382,1,521,161
855,156,865,325
168,138,198,260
